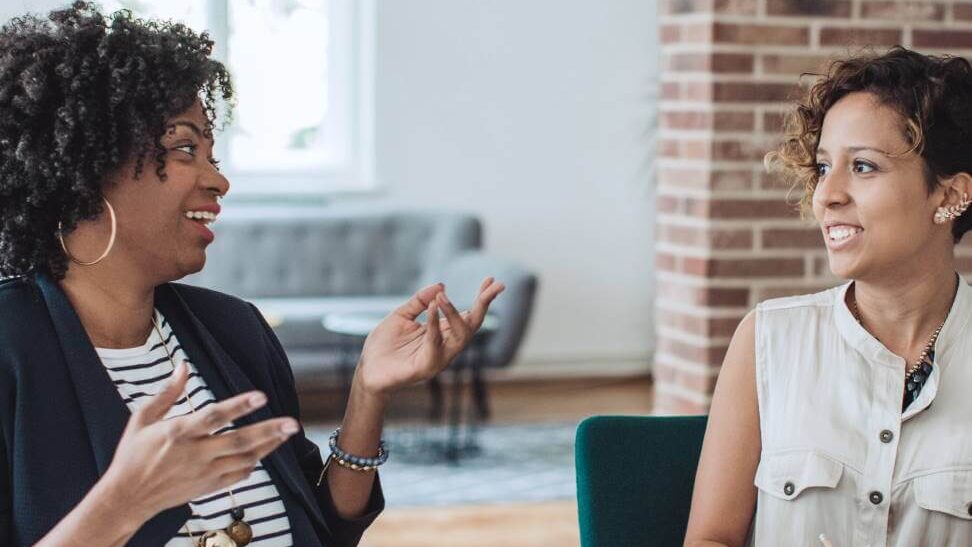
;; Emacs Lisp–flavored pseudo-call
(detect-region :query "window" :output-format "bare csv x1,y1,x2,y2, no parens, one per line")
103,0,376,198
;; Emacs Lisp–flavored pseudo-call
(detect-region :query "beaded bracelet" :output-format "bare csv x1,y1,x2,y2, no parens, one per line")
328,427,389,472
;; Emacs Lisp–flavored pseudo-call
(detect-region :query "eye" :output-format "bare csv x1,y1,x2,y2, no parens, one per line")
173,143,197,156
209,158,222,171
853,159,876,174
815,162,830,177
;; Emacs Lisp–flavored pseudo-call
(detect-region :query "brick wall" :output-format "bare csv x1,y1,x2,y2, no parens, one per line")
653,0,972,414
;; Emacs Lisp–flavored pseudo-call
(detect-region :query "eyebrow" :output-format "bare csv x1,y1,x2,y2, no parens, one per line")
168,120,212,142
816,145,892,157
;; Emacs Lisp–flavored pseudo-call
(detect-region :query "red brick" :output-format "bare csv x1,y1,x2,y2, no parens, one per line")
763,111,787,133
820,27,902,47
712,139,768,162
955,4,972,21
860,1,944,21
661,24,681,44
656,251,678,273
655,280,751,307
714,111,755,131
762,227,825,249
913,30,972,49
667,52,755,74
661,82,680,100
653,360,718,393
685,81,714,101
658,195,681,214
713,82,798,103
693,257,806,277
767,0,851,17
683,23,714,43
657,336,729,367
658,167,710,190
710,169,755,191
705,198,799,220
713,23,809,46
659,224,754,249
661,311,746,338
761,54,832,75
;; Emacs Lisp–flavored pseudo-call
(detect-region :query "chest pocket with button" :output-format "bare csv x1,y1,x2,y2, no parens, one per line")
755,450,844,500
913,470,972,520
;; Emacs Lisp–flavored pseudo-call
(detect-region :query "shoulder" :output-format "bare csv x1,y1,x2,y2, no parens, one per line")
0,275,46,328
167,282,261,322
756,285,843,313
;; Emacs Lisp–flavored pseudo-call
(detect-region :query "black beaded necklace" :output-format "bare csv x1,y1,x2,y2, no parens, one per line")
850,295,944,412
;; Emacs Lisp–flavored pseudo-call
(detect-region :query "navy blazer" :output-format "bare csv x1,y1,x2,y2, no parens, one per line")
0,272,383,546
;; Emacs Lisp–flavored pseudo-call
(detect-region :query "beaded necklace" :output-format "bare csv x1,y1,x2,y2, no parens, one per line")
849,295,944,411
151,316,253,547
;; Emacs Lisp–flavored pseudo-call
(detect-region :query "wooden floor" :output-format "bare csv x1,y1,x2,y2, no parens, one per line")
305,374,654,547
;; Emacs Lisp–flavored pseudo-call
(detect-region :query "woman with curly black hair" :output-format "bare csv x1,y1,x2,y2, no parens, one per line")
0,3,503,546
684,47,972,546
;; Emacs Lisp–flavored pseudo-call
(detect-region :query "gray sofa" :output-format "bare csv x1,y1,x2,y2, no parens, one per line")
184,205,537,398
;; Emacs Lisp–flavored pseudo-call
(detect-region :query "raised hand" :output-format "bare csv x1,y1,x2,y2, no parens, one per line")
354,277,505,395
101,362,299,522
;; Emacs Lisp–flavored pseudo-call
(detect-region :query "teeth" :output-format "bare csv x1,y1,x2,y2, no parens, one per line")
828,226,862,241
185,210,217,224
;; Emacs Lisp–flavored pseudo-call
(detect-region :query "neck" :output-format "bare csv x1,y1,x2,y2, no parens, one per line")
59,258,157,349
851,267,958,366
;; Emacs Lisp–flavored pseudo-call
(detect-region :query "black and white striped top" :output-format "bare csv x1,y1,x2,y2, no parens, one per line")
95,310,294,546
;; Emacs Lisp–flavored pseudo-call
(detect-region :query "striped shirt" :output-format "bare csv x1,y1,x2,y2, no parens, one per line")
95,309,294,546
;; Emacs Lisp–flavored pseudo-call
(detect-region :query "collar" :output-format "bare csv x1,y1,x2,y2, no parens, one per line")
833,273,970,371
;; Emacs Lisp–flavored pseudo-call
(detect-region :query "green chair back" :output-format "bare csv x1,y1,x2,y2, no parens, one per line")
575,415,708,547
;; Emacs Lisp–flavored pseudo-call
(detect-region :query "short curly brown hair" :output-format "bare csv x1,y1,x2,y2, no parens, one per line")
0,1,233,279
765,46,972,242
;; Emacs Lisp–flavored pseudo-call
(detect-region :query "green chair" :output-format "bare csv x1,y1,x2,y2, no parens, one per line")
575,415,708,547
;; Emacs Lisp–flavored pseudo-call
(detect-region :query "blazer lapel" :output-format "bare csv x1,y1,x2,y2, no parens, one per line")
156,284,331,535
34,272,190,546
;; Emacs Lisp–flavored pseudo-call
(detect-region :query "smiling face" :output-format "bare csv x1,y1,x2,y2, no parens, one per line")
100,99,229,283
812,91,952,281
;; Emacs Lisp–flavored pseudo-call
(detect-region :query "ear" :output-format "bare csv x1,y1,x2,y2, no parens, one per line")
938,172,972,208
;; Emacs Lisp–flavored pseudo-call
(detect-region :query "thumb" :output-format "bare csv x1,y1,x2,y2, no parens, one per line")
131,361,188,428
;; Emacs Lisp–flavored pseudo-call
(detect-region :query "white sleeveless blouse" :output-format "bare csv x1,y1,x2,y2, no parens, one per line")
752,276,972,547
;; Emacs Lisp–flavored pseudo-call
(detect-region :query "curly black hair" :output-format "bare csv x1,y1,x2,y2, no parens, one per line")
766,46,972,242
0,1,233,279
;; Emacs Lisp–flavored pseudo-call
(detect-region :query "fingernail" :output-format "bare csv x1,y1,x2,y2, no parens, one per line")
249,392,267,408
281,420,299,434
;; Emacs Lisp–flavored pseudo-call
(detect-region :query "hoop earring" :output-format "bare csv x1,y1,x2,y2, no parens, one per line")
57,197,117,266
934,192,971,225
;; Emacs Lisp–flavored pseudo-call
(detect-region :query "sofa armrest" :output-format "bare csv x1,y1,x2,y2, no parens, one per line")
437,251,538,369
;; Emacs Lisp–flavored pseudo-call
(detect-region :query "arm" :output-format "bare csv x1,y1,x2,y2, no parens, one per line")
683,309,761,547
33,478,147,547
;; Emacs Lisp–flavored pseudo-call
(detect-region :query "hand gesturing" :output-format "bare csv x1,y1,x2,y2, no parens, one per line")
354,277,505,395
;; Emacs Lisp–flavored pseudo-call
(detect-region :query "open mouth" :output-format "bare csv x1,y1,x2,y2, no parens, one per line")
826,225,863,249
184,210,217,242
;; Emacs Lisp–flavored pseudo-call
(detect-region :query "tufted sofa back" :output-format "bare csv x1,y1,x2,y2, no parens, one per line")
184,206,482,298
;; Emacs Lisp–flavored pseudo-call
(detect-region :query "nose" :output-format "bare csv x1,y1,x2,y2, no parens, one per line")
201,165,230,200
813,162,851,209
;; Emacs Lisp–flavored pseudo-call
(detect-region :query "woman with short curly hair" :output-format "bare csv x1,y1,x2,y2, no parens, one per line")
0,3,503,546
684,47,972,546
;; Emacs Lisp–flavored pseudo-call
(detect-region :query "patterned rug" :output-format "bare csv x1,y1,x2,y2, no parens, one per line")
306,422,577,507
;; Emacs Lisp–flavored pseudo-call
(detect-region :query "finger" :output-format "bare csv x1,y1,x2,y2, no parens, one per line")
466,279,506,330
394,283,445,321
425,299,443,348
184,390,268,438
205,417,299,458
132,361,189,427
437,292,471,343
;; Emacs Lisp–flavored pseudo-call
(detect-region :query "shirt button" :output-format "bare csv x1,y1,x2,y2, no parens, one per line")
869,491,883,505
879,430,894,443
783,482,795,496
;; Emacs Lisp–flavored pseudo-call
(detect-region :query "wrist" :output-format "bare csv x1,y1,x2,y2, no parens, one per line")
92,470,153,534
351,363,393,406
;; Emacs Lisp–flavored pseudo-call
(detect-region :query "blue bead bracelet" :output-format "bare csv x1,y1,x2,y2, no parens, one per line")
328,427,389,471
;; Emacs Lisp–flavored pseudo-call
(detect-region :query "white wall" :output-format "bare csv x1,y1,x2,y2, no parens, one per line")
372,0,659,373
4,0,660,374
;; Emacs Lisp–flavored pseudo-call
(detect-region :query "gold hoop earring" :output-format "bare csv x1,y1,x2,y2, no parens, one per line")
57,197,117,266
